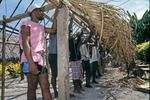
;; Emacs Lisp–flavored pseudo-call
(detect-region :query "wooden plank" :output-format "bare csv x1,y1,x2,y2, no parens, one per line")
57,6,70,100
140,68,150,71
0,0,59,24
0,27,19,34
137,64,150,68
0,41,19,45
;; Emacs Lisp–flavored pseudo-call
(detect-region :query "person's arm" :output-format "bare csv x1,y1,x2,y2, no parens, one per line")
21,25,39,74
45,8,58,34
45,18,57,34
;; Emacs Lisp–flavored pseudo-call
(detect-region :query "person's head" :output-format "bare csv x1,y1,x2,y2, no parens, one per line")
28,4,44,21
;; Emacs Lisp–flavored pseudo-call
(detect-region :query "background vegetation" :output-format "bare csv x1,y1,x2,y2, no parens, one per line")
0,60,21,79
128,10,150,64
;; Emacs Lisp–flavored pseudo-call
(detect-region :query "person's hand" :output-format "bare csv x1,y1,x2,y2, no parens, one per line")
29,63,39,75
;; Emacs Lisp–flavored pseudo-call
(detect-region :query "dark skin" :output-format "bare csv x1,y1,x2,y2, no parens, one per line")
21,8,57,75
21,7,59,100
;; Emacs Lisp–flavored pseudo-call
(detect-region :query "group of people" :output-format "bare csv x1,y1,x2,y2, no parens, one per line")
19,4,104,100
69,26,103,94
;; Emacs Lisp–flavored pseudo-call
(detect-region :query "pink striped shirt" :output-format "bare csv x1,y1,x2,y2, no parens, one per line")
19,19,46,66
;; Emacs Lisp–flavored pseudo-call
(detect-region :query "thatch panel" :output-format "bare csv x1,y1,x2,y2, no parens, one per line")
64,0,135,65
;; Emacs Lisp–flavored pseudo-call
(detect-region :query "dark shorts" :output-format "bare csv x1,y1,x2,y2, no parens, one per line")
22,62,48,75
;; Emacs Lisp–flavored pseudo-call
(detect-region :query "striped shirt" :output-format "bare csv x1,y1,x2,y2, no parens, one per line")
80,44,90,61
90,46,99,63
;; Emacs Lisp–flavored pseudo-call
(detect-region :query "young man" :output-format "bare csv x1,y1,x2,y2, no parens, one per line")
69,33,83,93
48,34,58,98
89,38,99,84
19,4,57,100
80,42,92,88
80,36,92,88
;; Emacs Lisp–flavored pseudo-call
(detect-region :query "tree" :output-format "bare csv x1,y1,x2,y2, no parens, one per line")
128,10,150,64
127,10,150,44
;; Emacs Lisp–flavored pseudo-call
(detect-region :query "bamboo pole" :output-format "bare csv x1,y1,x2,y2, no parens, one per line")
57,5,70,100
99,6,104,41
1,16,6,100
6,25,19,32
70,11,89,27
0,28,19,34
0,13,29,24
0,41,19,45
0,0,59,24
72,15,88,29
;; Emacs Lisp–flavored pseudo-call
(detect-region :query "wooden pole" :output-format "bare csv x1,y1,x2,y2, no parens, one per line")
57,6,70,100
5,25,19,32
0,27,19,34
0,0,59,24
1,16,6,100
0,41,19,45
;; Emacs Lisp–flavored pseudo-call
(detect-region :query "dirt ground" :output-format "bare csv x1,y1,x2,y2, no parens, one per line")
0,66,149,100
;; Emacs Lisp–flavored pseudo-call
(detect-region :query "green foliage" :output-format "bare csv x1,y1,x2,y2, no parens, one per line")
136,41,150,63
0,62,21,79
127,10,150,44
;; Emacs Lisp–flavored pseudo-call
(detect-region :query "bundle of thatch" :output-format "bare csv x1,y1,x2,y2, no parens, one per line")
62,0,135,65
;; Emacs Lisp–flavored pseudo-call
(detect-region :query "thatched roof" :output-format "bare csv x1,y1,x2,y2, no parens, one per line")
62,0,135,65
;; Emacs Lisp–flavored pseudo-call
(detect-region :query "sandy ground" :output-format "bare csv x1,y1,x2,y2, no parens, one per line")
0,67,149,100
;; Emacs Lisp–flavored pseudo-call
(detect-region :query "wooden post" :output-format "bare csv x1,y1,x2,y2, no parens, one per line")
57,6,70,100
1,16,6,100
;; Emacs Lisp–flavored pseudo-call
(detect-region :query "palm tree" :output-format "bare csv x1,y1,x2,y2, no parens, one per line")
127,10,150,44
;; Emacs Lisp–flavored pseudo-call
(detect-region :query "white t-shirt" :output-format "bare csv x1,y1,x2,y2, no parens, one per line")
90,46,98,63
80,44,90,61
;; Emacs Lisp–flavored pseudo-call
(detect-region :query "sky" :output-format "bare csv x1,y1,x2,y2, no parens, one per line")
94,0,149,19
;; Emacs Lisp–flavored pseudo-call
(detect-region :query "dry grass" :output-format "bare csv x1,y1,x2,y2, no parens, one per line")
62,0,135,65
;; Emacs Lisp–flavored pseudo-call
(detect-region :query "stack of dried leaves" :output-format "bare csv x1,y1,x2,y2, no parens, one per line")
62,0,135,66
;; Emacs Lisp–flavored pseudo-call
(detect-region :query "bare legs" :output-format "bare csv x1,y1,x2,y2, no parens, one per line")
39,73,52,100
27,73,52,100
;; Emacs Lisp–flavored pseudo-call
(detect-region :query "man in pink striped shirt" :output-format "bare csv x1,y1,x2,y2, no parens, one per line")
19,4,57,100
